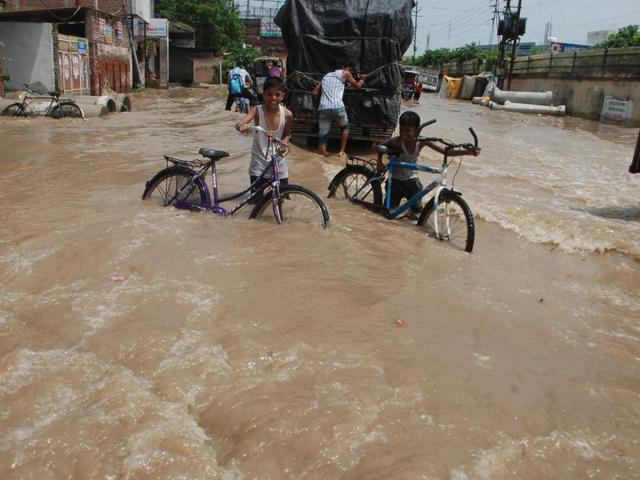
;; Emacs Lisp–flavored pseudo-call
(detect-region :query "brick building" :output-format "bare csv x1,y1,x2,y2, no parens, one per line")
0,1,151,95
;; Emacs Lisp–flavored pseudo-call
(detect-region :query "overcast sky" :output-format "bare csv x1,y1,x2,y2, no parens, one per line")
413,0,640,52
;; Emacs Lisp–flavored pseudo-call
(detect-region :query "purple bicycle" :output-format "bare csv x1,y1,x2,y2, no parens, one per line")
142,125,330,228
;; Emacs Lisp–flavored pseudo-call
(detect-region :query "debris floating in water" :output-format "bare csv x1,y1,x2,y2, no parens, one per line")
110,275,127,282
395,319,405,327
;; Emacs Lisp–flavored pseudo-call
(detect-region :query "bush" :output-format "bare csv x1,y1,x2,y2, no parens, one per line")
597,25,640,48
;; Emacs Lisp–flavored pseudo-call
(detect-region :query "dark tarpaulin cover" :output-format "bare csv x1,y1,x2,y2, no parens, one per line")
630,131,640,174
275,0,414,127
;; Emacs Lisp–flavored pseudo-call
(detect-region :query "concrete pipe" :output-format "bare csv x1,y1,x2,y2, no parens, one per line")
80,104,109,118
114,94,132,112
1,91,26,101
471,97,489,106
492,87,553,106
0,98,17,112
72,95,117,113
490,100,565,116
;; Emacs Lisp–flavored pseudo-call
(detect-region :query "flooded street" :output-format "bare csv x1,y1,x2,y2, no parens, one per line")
1,87,639,479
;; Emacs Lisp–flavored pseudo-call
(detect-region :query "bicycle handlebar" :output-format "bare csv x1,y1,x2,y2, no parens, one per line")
235,123,290,156
22,83,38,95
417,127,480,153
419,119,437,132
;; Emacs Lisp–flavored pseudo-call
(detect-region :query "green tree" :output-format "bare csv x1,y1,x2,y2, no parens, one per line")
222,46,261,79
155,0,244,49
415,43,499,68
597,25,640,48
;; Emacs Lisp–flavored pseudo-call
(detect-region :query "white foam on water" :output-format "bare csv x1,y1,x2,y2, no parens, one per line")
0,246,61,276
473,353,492,369
450,430,631,480
0,348,237,478
322,162,343,183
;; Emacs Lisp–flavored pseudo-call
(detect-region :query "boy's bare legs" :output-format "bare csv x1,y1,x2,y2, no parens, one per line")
318,142,328,156
338,129,349,156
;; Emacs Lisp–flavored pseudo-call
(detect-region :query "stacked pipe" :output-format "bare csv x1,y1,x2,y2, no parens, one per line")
72,94,132,116
470,86,565,117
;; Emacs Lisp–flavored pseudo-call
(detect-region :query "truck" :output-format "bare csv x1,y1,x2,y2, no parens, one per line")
274,0,414,144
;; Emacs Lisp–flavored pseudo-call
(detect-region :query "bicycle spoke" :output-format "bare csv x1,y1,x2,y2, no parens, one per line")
143,170,205,208
418,193,474,252
253,187,328,228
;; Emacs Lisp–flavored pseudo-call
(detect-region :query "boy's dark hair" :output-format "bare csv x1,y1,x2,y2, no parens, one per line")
263,76,285,92
399,111,420,128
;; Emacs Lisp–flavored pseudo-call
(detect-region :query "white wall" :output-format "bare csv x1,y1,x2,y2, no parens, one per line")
0,22,55,92
127,0,152,23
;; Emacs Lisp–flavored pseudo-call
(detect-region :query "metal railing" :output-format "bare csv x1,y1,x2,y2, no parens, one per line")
436,46,640,79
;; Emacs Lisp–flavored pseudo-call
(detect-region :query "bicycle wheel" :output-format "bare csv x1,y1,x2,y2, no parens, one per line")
142,168,207,207
50,101,84,119
1,103,28,117
417,190,475,253
250,185,330,229
327,166,383,205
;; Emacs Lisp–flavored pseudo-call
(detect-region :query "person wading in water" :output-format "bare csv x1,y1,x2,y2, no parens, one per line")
312,63,367,157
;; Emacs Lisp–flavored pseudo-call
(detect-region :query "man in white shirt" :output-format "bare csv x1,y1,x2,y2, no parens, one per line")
225,65,257,111
312,63,367,156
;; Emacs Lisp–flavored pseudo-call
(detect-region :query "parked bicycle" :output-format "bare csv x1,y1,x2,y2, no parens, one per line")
327,120,480,252
142,124,330,228
1,84,84,118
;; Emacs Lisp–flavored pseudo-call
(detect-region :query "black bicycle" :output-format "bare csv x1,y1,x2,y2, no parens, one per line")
1,84,84,119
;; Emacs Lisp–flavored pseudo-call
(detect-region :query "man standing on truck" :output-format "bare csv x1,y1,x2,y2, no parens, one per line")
225,65,257,111
312,63,367,157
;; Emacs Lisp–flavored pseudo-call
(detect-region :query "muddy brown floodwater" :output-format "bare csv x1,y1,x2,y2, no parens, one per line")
1,87,639,480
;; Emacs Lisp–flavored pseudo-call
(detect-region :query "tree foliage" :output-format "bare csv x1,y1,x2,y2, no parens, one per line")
155,0,244,49
597,25,640,48
222,46,261,79
414,43,501,69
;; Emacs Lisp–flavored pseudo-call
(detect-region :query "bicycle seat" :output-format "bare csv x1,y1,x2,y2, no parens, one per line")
377,145,402,156
199,148,229,161
48,91,60,97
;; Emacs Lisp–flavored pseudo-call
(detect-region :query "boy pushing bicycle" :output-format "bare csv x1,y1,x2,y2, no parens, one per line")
238,77,293,197
376,111,478,218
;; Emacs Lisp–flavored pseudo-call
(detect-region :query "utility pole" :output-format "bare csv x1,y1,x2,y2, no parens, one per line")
426,32,430,52
496,0,525,90
488,0,499,49
507,0,522,90
412,1,422,65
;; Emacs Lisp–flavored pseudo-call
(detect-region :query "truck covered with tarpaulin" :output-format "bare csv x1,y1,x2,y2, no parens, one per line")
274,0,414,143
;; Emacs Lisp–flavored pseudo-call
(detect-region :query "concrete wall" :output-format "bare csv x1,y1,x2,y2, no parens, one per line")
511,76,640,127
0,22,55,91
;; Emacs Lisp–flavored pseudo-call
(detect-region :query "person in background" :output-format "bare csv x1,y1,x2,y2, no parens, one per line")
413,81,423,103
225,65,257,111
311,63,367,157
267,60,284,79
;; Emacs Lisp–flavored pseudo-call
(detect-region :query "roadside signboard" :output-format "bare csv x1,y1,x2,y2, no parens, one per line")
550,42,590,53
134,18,168,38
